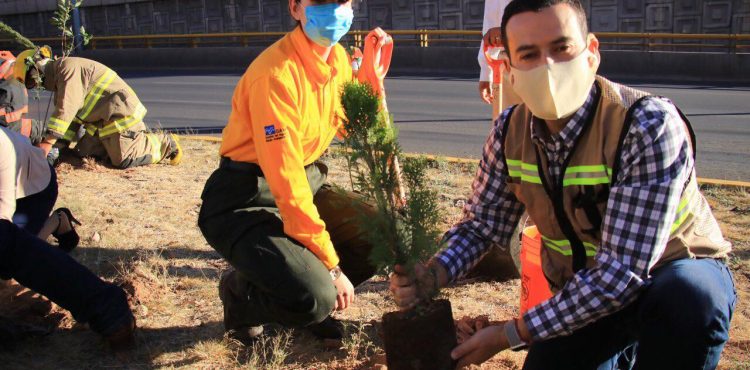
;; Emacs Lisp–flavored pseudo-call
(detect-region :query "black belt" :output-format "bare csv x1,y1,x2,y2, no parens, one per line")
219,157,264,177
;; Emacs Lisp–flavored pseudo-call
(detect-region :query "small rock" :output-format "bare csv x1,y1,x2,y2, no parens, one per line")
193,319,202,327
139,305,149,316
91,232,101,242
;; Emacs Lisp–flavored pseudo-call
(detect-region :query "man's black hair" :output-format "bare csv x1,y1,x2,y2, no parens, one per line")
500,0,588,59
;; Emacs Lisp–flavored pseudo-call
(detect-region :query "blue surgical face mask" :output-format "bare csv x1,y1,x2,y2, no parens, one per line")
303,3,354,47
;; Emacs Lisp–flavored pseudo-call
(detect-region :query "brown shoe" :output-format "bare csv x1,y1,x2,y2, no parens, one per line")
219,269,263,344
106,316,136,353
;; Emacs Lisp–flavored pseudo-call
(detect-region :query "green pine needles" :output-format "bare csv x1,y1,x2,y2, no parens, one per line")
0,22,36,49
339,81,444,276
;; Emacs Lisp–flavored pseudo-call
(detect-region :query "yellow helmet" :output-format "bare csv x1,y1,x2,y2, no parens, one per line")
13,46,52,85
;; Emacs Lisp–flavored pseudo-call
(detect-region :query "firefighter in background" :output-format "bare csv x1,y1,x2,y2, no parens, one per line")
0,51,46,145
13,48,182,169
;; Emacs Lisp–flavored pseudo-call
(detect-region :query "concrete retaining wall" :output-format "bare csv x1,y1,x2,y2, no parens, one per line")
79,46,750,83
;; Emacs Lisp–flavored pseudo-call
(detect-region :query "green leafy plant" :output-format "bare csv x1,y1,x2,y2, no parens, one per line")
0,22,36,49
50,0,92,57
339,81,443,279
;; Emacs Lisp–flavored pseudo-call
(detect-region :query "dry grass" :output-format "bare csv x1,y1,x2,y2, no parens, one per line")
0,139,747,369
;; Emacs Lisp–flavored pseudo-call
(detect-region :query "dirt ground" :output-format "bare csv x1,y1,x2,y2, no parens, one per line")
0,139,747,369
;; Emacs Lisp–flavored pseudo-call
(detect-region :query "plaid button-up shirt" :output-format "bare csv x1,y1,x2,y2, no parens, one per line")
436,83,693,340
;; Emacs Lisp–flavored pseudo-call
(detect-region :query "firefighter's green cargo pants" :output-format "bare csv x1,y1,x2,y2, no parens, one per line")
198,160,376,329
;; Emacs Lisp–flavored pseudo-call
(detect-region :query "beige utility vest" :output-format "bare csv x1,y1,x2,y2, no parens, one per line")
503,76,731,291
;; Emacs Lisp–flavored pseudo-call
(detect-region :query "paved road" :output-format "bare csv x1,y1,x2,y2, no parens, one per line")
27,72,750,181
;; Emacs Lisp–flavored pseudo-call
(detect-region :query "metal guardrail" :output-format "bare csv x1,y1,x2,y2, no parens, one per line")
5,30,749,52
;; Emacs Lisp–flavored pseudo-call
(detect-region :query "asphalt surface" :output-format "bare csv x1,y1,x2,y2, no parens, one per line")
27,72,750,181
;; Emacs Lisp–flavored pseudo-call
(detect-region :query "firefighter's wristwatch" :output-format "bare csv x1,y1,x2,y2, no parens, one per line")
504,319,528,351
329,265,342,281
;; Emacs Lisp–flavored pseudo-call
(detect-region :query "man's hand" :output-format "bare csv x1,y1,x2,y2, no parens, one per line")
456,315,491,344
389,262,447,310
333,272,355,311
452,323,509,369
483,27,502,48
478,81,493,104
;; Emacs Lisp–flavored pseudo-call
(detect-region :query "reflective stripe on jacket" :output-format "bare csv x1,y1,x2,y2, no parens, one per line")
43,57,147,139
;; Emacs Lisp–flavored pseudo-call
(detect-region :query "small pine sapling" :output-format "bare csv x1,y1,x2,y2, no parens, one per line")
339,80,443,301
340,80,457,370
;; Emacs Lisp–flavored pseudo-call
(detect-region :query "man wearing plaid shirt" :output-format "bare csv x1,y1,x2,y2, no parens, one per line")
390,1,737,369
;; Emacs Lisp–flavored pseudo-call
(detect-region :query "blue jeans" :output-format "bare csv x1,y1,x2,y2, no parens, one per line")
13,164,57,235
0,220,132,336
523,258,737,370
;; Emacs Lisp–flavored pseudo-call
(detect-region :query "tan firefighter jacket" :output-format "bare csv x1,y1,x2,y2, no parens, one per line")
503,76,731,291
42,57,146,141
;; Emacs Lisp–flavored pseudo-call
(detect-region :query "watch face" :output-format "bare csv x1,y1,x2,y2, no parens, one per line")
330,267,342,280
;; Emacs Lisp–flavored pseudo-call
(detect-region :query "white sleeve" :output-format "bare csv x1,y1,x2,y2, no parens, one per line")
477,0,510,82
0,130,17,221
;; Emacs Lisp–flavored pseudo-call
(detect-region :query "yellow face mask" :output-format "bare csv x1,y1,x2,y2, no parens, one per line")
509,48,596,120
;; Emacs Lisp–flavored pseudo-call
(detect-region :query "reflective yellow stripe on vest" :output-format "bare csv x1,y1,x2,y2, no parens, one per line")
47,116,70,135
542,236,598,257
670,184,697,234
507,160,612,187
506,159,543,184
78,69,116,120
563,165,612,186
97,102,147,137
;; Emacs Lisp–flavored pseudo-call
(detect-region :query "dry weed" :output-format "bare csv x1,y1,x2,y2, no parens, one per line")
0,140,746,369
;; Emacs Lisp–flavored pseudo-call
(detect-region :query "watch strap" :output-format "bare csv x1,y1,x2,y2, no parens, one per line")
504,319,528,351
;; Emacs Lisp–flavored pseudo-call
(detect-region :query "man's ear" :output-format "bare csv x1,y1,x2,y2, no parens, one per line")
587,33,600,69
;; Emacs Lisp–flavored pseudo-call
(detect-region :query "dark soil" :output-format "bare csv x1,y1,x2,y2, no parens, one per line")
382,299,457,370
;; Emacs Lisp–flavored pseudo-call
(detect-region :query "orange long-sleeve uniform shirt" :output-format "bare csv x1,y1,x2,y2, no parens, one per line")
220,27,353,270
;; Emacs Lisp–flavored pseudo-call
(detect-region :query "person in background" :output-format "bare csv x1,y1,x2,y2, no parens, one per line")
477,0,520,111
0,125,79,251
13,48,182,169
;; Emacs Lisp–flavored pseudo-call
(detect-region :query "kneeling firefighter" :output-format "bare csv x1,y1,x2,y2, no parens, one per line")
14,48,182,168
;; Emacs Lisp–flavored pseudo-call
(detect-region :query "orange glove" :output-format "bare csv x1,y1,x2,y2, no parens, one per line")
483,43,507,87
357,27,393,98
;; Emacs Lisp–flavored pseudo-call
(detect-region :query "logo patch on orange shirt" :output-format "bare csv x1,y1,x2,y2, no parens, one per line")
264,124,286,142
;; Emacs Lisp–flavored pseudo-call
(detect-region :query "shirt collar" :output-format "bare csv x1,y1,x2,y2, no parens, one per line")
530,83,599,150
289,26,339,85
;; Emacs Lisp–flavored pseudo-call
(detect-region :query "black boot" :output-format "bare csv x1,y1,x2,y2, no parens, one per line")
306,316,344,340
218,269,264,344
